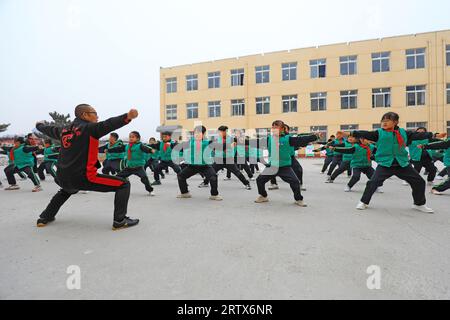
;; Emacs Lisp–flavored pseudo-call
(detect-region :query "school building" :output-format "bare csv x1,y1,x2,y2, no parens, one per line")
159,30,450,139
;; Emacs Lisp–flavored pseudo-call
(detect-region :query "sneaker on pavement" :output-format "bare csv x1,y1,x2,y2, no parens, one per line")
268,184,279,190
151,180,161,186
344,186,352,192
431,189,444,195
209,195,223,201
295,200,307,207
32,186,43,192
37,217,55,228
245,184,252,190
356,202,369,210
412,205,434,214
254,196,269,203
5,185,20,191
112,217,140,231
177,193,192,199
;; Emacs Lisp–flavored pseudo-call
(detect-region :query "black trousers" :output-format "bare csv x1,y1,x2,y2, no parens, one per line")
348,167,375,189
154,160,181,181
117,166,153,193
330,161,351,181
327,155,343,176
438,168,447,177
144,158,156,172
4,164,40,186
39,174,130,223
204,163,249,186
38,161,57,178
178,165,218,196
270,157,303,186
102,159,122,175
321,155,333,173
361,165,426,206
433,167,450,192
257,166,302,201
412,155,437,182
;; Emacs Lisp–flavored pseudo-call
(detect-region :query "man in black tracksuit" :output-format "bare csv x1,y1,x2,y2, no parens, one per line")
35,104,139,230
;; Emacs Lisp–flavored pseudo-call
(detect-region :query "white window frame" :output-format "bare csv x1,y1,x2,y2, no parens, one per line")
166,77,177,93
282,95,298,113
256,97,270,115
310,92,327,111
340,55,357,75
372,88,391,108
340,124,359,131
208,72,221,89
186,103,199,119
310,59,326,78
282,62,297,81
340,90,358,109
165,105,177,120
231,99,245,116
208,101,221,118
255,65,270,84
406,85,426,106
310,126,328,139
186,74,198,91
446,83,450,104
372,52,390,73
406,122,428,131
231,69,245,86
406,48,426,70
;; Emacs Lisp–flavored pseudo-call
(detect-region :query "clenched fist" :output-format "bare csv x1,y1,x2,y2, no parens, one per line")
127,109,139,120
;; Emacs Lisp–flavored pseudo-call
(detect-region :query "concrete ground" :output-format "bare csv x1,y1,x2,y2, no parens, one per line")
0,159,449,300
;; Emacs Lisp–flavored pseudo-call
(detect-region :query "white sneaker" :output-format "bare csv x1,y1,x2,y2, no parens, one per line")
412,205,434,214
254,196,269,203
295,200,307,207
300,185,307,191
79,191,89,194
249,177,256,181
198,182,209,188
223,177,231,181
402,181,409,186
344,186,352,192
427,181,435,186
268,184,279,190
356,202,369,210
177,193,192,199
5,185,20,191
325,178,334,184
320,171,325,174
245,184,252,190
376,187,384,194
209,195,223,201
431,189,444,195
435,176,444,181
149,191,155,197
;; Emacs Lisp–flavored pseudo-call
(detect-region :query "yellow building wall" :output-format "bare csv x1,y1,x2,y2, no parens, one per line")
160,30,450,136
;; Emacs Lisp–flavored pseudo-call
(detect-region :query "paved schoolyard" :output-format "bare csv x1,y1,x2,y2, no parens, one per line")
0,159,449,300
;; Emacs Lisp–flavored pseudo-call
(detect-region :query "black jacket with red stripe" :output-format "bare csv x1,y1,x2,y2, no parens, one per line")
36,114,131,183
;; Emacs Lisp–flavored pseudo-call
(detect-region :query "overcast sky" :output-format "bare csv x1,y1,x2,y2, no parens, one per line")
1,0,449,139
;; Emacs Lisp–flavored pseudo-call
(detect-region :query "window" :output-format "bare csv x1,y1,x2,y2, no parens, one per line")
208,101,221,118
340,55,357,75
282,95,298,113
447,83,450,104
166,77,177,93
310,126,328,139
165,105,177,120
372,52,390,72
340,90,358,109
406,48,426,69
372,88,391,108
186,103,198,119
231,99,245,116
255,65,270,84
406,122,427,131
310,59,326,78
208,72,220,89
447,121,450,137
282,62,297,81
186,74,198,91
373,124,381,130
231,69,245,86
406,85,426,106
446,45,450,66
256,97,270,115
256,128,270,138
310,92,327,111
340,124,359,131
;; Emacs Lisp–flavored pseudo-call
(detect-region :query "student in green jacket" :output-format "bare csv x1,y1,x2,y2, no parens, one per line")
37,139,60,184
151,132,181,186
144,137,159,175
420,139,450,195
352,112,447,213
332,137,383,193
409,127,438,184
3,136,42,192
109,131,155,196
255,120,321,207
326,134,357,184
98,132,124,175
176,125,222,201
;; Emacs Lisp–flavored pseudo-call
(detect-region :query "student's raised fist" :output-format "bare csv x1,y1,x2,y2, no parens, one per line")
435,132,447,139
127,109,139,120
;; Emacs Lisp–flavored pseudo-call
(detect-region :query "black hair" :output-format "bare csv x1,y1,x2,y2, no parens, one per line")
74,104,92,118
284,124,290,131
272,120,285,127
44,139,52,145
130,131,141,140
416,127,427,132
110,132,119,140
162,132,172,136
381,112,400,122
218,125,228,132
194,125,206,134
15,136,25,144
